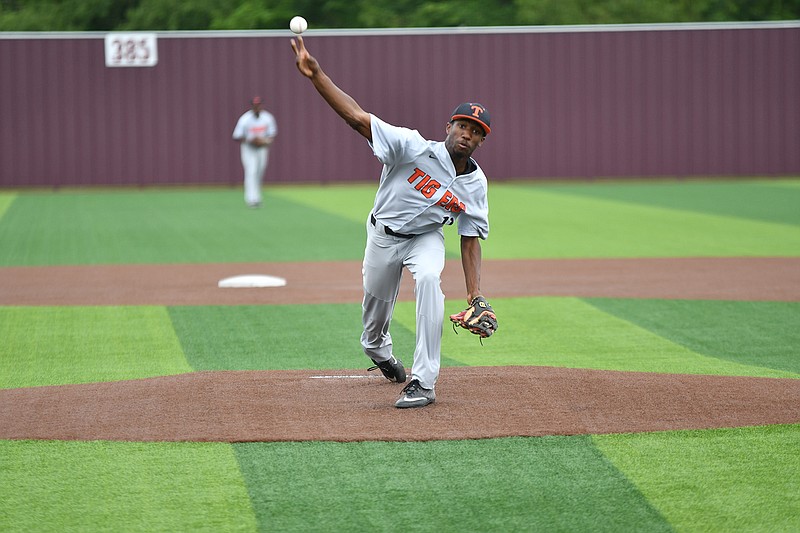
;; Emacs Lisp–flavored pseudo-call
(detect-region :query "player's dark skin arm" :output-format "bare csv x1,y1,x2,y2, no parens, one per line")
461,236,483,304
291,36,372,141
292,36,487,175
293,35,485,304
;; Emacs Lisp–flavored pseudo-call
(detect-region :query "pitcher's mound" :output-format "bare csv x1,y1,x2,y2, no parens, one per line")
1,366,798,443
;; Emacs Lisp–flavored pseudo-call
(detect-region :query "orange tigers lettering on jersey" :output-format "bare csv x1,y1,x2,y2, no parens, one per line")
438,190,465,213
438,191,453,207
415,176,431,191
406,168,462,206
407,168,426,185
406,167,439,198
421,179,440,198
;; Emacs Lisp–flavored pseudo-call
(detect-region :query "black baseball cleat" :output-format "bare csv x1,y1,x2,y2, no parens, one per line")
367,355,407,383
395,379,435,408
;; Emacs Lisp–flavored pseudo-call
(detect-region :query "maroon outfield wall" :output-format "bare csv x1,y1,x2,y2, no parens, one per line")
0,22,798,188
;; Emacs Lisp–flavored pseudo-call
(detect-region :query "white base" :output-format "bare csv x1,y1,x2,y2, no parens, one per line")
218,274,287,288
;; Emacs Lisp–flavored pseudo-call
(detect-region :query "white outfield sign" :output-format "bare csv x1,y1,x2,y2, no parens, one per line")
105,33,158,67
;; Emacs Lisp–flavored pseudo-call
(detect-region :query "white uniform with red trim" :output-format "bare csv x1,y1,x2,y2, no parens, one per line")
362,114,489,390
232,109,277,206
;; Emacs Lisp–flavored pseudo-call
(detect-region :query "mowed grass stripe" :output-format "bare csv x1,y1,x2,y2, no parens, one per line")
269,184,377,223
4,428,795,532
233,437,671,532
485,185,800,259
265,180,800,259
0,189,364,266
418,297,798,378
2,182,799,266
0,306,191,389
167,303,417,371
4,299,796,388
0,440,257,532
537,179,800,226
594,424,800,532
0,193,15,219
586,299,800,375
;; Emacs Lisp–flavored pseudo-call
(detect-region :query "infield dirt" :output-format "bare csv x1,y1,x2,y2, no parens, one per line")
2,257,799,442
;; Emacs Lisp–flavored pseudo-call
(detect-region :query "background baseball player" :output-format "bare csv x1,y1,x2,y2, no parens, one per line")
232,96,278,208
291,36,497,409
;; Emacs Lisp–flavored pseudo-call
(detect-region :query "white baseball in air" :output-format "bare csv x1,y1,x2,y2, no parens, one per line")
289,16,308,34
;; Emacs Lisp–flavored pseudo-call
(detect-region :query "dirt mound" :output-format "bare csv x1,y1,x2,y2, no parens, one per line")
2,366,798,442
2,256,797,443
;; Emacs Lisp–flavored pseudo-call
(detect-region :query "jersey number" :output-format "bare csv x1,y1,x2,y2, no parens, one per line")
442,216,455,226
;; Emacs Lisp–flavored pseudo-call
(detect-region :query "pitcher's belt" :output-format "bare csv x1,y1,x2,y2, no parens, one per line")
370,213,415,239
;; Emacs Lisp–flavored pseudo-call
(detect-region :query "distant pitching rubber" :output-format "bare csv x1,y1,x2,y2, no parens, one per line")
290,16,308,34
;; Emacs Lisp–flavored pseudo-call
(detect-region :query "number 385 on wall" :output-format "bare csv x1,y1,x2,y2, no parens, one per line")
104,33,158,67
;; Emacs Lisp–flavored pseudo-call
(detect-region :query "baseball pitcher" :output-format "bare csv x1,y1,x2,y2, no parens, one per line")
291,36,497,408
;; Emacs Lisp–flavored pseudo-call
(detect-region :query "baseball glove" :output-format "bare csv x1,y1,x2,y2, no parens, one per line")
450,296,498,338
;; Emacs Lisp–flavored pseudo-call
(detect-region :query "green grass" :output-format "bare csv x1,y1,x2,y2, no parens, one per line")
482,185,800,259
168,303,415,371
4,297,797,390
234,437,671,532
269,183,377,223
0,189,365,266
0,440,257,532
2,180,800,532
0,306,192,389
0,192,14,218
2,180,799,266
595,424,800,532
586,299,800,374
431,298,799,378
3,428,797,532
538,179,800,226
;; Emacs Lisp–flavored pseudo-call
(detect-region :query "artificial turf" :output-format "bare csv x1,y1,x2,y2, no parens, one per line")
3,427,797,532
538,179,800,226
233,436,672,532
0,189,365,266
0,440,257,532
483,184,800,258
2,179,798,267
168,303,403,371
594,423,800,532
0,306,191,389
433,297,800,378
2,180,799,532
3,296,797,391
586,298,800,375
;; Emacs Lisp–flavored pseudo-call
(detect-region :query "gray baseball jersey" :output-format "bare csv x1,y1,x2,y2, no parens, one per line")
361,114,490,390
368,114,490,239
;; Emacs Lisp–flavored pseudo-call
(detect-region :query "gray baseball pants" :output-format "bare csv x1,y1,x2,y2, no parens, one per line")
361,214,445,390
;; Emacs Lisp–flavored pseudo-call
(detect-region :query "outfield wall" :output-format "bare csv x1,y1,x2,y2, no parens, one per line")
0,22,798,188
